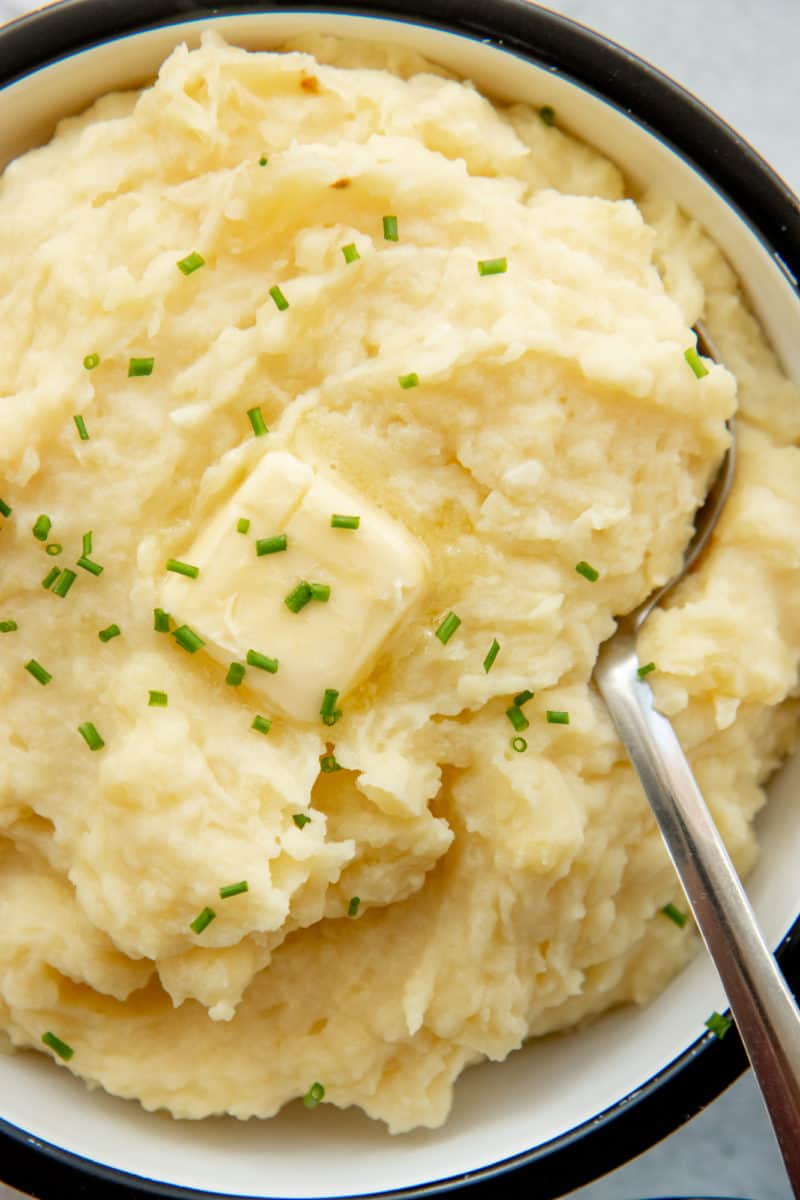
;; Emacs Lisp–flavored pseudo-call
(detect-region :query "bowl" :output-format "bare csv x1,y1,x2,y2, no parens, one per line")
0,2,798,1198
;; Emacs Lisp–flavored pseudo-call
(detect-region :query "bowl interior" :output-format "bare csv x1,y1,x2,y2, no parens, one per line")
0,11,798,1200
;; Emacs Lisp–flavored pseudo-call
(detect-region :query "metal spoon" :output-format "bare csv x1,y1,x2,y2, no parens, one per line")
594,322,800,1194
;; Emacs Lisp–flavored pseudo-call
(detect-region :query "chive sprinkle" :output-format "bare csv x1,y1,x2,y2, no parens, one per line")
285,581,313,614
538,105,556,126
220,881,249,899
320,689,340,724
341,243,360,264
382,215,399,242
638,662,656,679
172,625,205,653
148,690,168,707
226,662,246,686
398,373,419,389
73,415,90,441
190,907,216,934
177,251,206,276
514,689,535,707
662,903,688,928
252,715,272,735
247,406,269,437
25,659,52,686
237,518,251,534
246,649,279,674
0,498,11,518
705,1011,733,1040
256,534,288,557
546,710,570,725
154,608,172,633
77,556,104,577
53,569,77,598
483,638,501,673
0,620,18,633
83,353,100,371
506,705,529,733
82,531,93,556
78,722,104,751
293,813,311,829
435,612,461,645
99,624,121,643
684,347,709,379
128,357,155,377
331,514,360,530
166,559,200,579
347,896,360,918
575,561,599,582
511,736,528,753
46,543,62,557
303,1082,325,1109
259,155,268,166
33,514,52,542
477,257,508,276
269,285,289,311
42,567,60,590
320,753,341,773
42,1032,74,1061
309,582,331,603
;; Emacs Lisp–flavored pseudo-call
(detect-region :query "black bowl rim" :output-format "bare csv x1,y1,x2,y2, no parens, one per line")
0,2,798,1199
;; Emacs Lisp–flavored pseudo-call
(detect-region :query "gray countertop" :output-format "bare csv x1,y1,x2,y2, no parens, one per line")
0,2,797,1199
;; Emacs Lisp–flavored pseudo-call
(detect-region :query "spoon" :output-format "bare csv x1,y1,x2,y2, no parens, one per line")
594,321,800,1194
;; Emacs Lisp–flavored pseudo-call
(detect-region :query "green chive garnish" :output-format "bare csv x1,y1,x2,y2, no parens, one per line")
538,105,556,126
247,406,268,437
575,561,599,582
514,689,535,707
506,705,529,733
190,907,216,934
78,722,104,751
220,881,249,899
77,556,104,577
148,690,168,707
331,514,359,530
662,903,688,928
172,625,205,653
73,415,90,441
285,581,313,613
25,659,52,685
347,896,360,918
259,155,268,166
320,753,341,773
154,608,172,633
0,620,18,633
382,215,399,242
42,1032,74,1061
309,582,330,603
705,1011,732,1040
82,531,92,556
638,662,656,679
99,624,121,643
303,1082,325,1109
166,559,199,579
269,285,289,311
483,638,501,673
398,373,419,389
42,567,60,590
320,688,341,727
53,569,77,598
252,715,272,735
33,514,52,542
46,543,62,557
237,517,251,534
546,710,570,725
0,498,11,518
477,257,507,276
177,251,206,276
435,612,461,645
341,243,360,264
128,357,155,377
293,813,311,829
82,353,100,371
226,662,246,686
256,534,287,556
246,649,279,674
685,347,709,379
511,736,528,753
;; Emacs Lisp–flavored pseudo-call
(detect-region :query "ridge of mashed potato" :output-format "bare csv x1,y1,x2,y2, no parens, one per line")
0,34,798,1132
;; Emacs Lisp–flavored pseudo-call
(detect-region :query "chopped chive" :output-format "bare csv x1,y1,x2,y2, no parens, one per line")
73,415,90,441
293,813,311,829
483,638,501,673
320,689,340,720
226,662,246,686
0,620,18,633
256,533,288,557
259,155,268,166
511,736,528,753
247,406,269,437
341,243,360,264
303,1082,325,1109
77,556,104,577
190,907,216,934
98,624,121,643
662,903,688,928
82,353,100,371
154,608,172,633
251,715,272,735
246,649,279,674
45,543,62,557
148,690,168,707
477,257,508,276
382,215,399,242
33,514,52,542
546,710,570,725
538,105,556,126
435,612,461,645
172,625,205,653
398,372,419,389
285,581,313,613
237,518,251,534
309,582,331,603
514,689,535,708
684,347,709,379
128,357,154,377
269,285,289,311
638,662,657,679
25,659,52,685
53,569,77,598
166,559,199,579
177,251,206,276
705,1011,732,1040
42,567,60,590
506,705,529,733
575,561,599,582
41,1032,74,1061
320,753,341,773
331,514,360,530
0,498,11,518
220,880,249,899
347,896,360,918
78,722,104,751
82,531,93,556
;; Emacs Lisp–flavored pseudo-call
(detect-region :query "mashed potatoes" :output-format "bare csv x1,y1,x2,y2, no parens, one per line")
0,34,799,1133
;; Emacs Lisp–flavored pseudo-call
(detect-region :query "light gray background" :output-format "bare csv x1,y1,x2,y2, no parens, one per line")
0,2,797,1199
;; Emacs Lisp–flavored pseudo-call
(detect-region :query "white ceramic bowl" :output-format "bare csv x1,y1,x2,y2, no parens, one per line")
0,3,798,1198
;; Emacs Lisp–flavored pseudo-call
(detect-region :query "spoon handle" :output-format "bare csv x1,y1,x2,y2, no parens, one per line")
596,631,800,1194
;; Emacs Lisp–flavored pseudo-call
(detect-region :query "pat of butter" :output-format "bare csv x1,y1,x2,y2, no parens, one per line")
162,451,429,722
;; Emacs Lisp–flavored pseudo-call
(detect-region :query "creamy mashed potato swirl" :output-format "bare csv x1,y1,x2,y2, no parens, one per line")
0,33,799,1132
